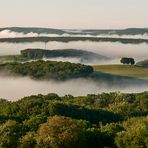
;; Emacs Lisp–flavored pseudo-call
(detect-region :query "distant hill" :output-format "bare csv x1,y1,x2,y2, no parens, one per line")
0,27,148,35
0,36,148,44
0,27,65,35
1,27,148,44
74,28,148,35
21,49,109,63
0,49,109,64
136,60,148,68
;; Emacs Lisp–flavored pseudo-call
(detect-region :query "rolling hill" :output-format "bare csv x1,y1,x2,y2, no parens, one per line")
0,27,148,35
93,64,148,80
0,49,109,64
20,48,109,62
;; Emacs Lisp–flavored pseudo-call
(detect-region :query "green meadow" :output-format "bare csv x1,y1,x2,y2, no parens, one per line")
93,64,148,80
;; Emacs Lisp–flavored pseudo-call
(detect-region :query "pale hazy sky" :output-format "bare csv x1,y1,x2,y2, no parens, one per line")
0,0,148,29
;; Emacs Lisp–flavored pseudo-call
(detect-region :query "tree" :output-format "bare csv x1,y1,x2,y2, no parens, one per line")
120,57,135,65
19,132,36,148
36,116,87,148
115,116,148,148
0,120,21,148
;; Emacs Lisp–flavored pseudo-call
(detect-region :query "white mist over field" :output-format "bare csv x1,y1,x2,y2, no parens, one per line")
0,76,148,101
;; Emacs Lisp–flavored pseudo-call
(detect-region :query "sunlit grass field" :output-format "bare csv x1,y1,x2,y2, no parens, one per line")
93,64,148,80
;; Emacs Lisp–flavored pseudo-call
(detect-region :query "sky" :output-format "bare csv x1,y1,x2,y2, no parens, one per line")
0,0,148,29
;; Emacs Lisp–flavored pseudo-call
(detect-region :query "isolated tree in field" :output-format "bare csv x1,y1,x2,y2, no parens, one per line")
120,57,135,65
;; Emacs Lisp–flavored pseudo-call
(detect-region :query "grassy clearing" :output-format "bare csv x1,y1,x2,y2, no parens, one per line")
93,64,148,80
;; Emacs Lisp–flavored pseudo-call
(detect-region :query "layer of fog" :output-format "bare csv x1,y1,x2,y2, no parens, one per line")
43,57,81,64
26,56,119,65
0,41,148,63
1,29,148,39
0,76,148,101
42,57,121,65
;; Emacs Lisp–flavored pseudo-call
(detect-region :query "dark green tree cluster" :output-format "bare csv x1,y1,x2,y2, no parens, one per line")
120,57,135,65
0,92,148,148
0,60,93,80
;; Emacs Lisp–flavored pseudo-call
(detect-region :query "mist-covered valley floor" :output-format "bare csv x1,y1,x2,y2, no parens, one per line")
0,32,148,100
0,72,148,101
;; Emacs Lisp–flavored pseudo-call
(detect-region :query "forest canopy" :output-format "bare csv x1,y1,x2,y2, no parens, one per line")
0,92,148,148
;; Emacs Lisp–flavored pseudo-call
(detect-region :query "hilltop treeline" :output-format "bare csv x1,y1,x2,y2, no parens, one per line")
0,60,93,80
0,36,148,44
0,92,148,148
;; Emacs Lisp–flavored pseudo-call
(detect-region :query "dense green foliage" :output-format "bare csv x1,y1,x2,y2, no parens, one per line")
0,60,93,80
115,117,148,148
0,92,148,148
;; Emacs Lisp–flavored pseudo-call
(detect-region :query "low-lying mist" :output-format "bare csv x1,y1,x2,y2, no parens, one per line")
0,41,148,62
1,29,148,39
0,30,148,101
42,57,121,65
0,75,148,101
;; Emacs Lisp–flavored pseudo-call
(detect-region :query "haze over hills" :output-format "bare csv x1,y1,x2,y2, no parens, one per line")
20,48,109,62
66,28,148,36
0,27,148,36
0,27,65,35
0,27,148,109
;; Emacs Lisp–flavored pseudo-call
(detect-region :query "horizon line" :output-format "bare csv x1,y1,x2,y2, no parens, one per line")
0,26,148,30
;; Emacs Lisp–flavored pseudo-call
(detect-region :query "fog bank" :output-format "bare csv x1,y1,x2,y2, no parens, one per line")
42,57,121,65
0,76,148,101
1,29,148,39
0,41,148,61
